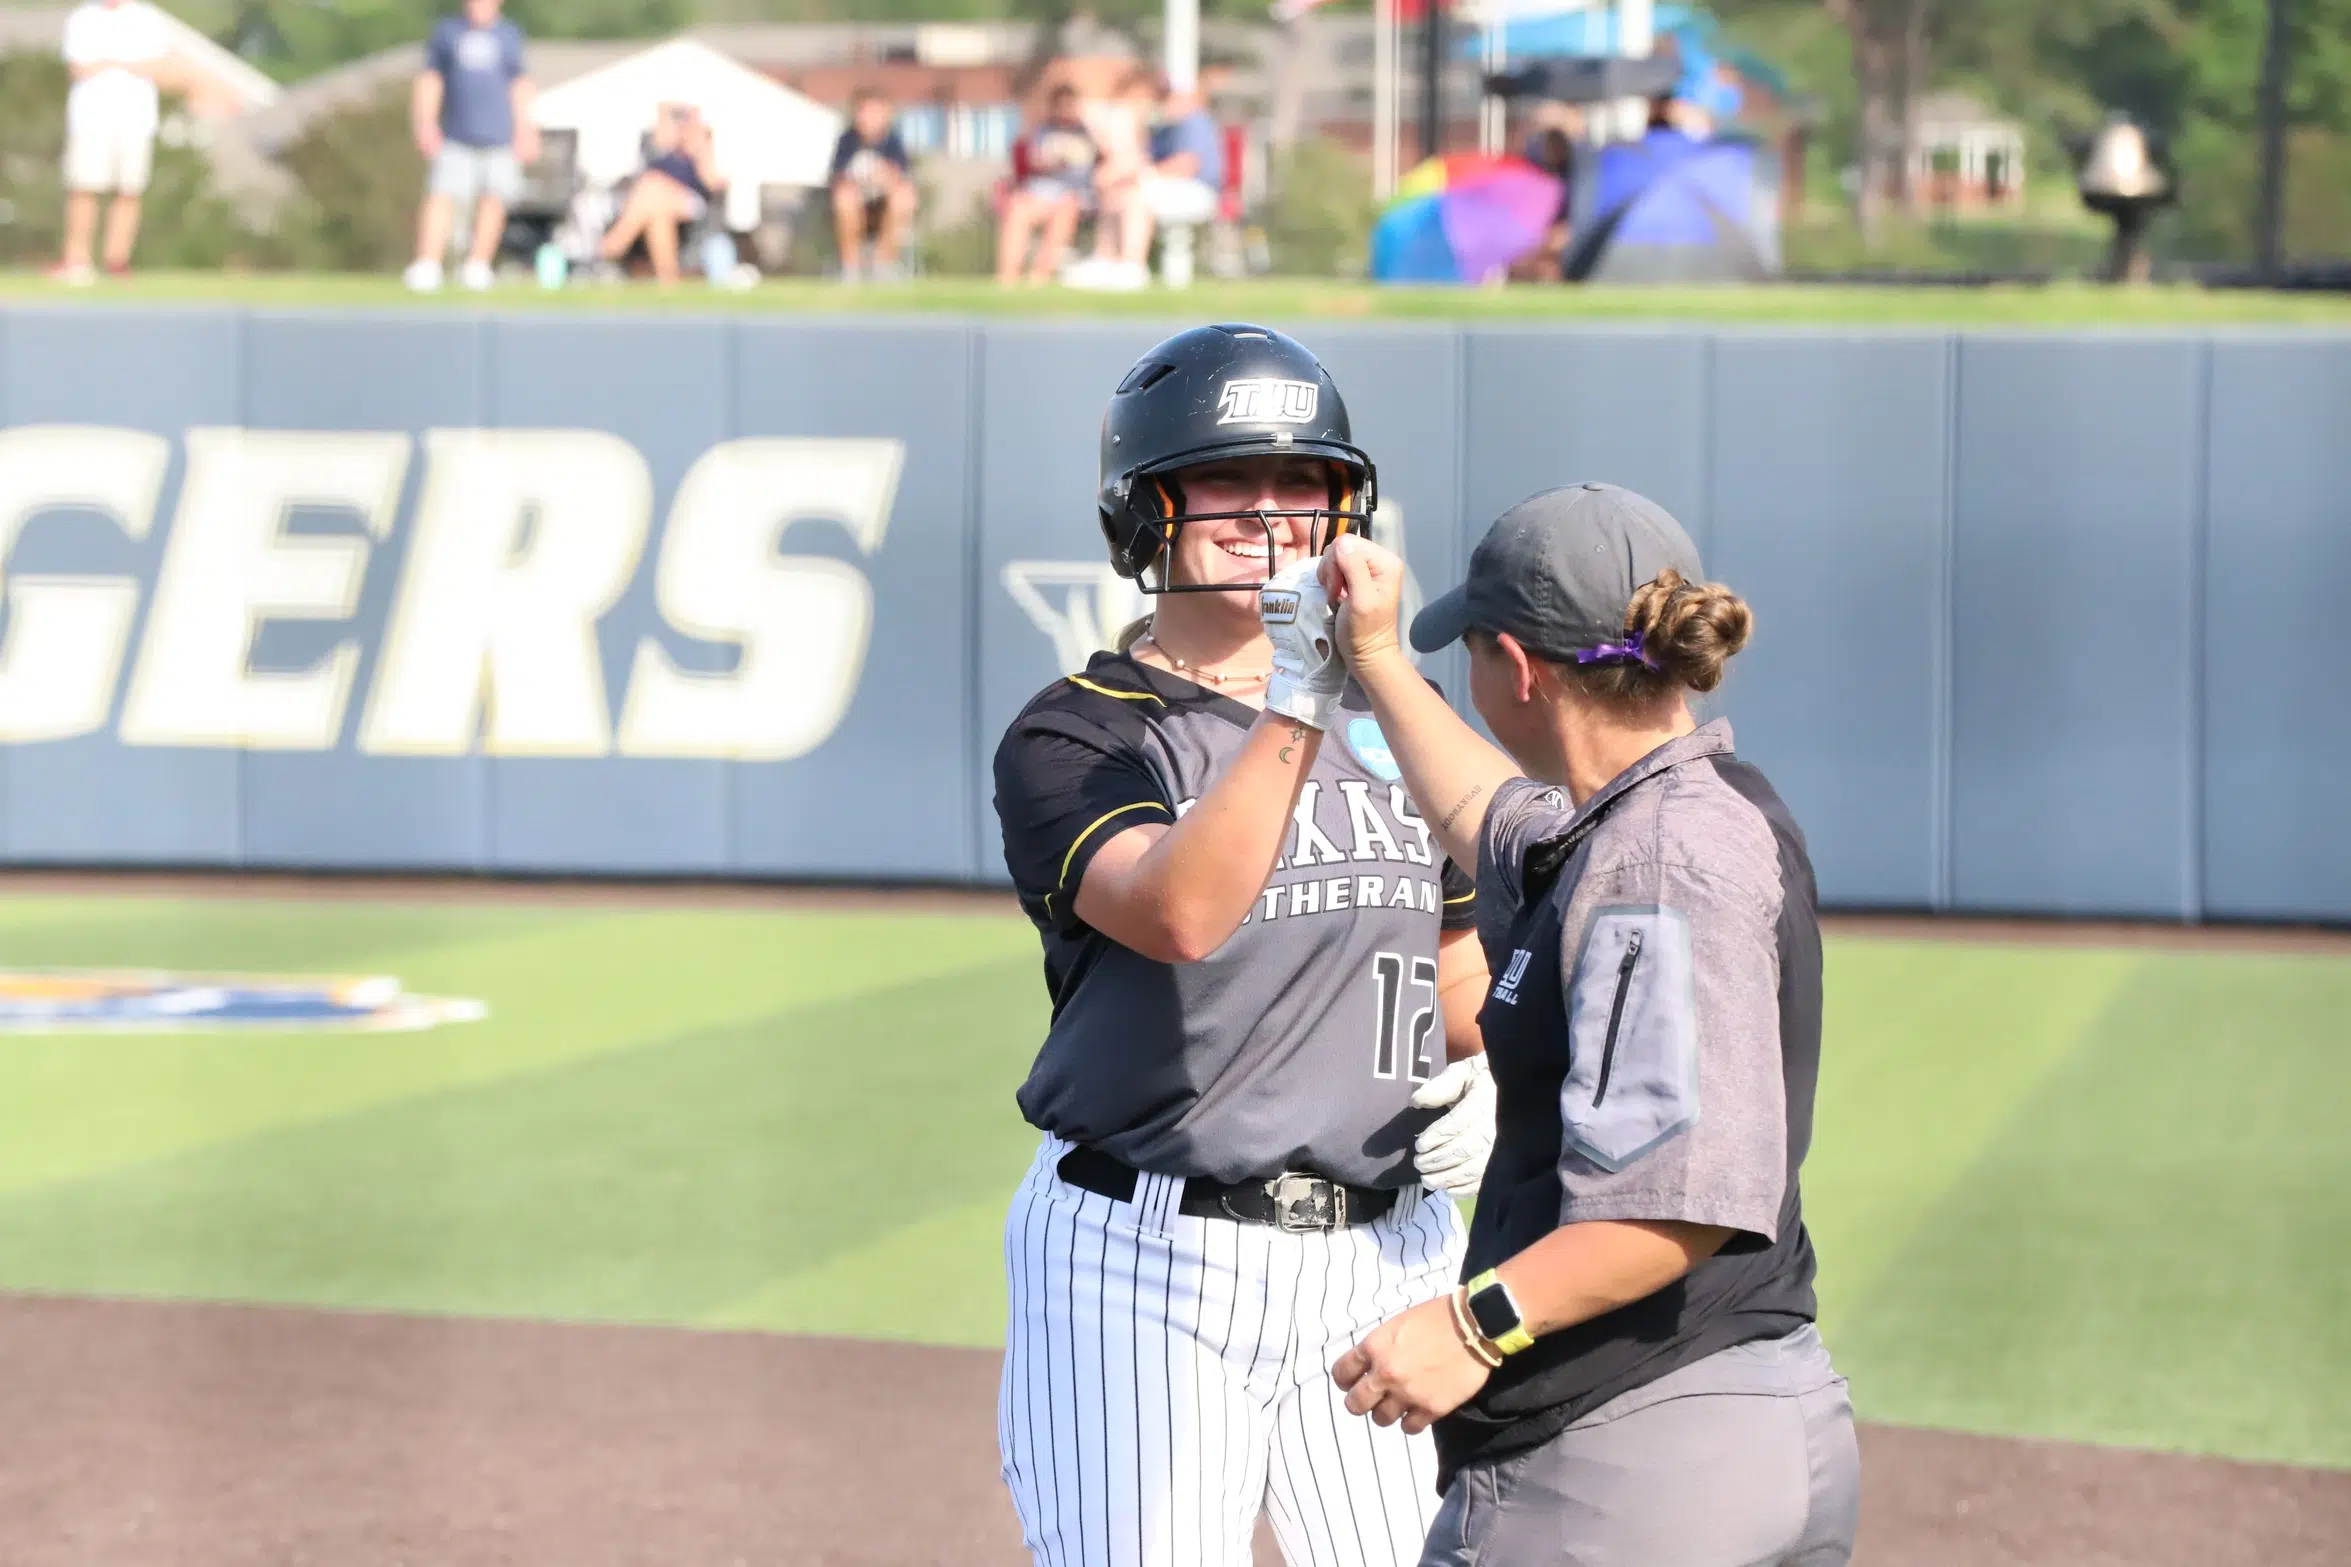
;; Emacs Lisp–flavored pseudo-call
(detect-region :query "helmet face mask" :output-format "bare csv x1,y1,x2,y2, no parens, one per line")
1125,461,1373,595
1099,324,1377,595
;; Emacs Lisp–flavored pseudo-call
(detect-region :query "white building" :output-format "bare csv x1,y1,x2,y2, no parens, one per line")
531,38,842,235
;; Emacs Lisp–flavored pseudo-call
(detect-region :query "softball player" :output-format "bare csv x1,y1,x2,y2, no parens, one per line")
1316,485,1859,1564
991,324,1498,1567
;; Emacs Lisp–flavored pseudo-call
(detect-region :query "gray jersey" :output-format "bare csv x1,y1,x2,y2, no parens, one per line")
993,652,1478,1188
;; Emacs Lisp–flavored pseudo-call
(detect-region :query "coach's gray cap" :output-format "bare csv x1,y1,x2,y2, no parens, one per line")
1410,482,1703,661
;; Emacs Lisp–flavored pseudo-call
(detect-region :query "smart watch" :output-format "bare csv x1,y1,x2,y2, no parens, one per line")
1463,1270,1534,1357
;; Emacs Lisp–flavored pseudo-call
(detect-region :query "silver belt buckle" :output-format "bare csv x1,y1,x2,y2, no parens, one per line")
1271,1173,1341,1233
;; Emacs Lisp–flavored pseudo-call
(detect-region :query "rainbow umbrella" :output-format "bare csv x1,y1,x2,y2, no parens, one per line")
1370,154,1566,284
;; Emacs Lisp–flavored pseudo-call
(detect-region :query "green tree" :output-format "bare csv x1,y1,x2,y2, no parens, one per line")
0,51,262,269
1935,0,2351,260
271,81,428,272
1714,0,2351,264
221,0,691,82
1260,135,1376,278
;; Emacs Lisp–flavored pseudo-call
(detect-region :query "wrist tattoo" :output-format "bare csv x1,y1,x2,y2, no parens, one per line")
1278,722,1308,765
1438,784,1485,831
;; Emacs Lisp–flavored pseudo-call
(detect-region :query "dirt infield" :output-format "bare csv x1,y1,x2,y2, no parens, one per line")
0,1294,2340,1567
2,867,2346,953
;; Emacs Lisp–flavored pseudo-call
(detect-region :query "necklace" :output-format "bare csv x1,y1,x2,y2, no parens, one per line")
1137,633,1270,689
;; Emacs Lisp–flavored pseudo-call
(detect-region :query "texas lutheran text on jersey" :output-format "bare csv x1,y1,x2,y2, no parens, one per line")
992,652,1476,1190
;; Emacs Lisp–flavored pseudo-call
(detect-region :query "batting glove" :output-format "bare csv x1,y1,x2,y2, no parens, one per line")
1411,1054,1496,1198
1260,559,1347,731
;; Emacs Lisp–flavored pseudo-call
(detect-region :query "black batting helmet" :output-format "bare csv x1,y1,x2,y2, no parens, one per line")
1098,324,1377,593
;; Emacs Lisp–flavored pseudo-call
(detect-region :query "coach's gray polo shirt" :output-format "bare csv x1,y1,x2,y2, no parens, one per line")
993,652,1477,1189
1436,719,1823,1484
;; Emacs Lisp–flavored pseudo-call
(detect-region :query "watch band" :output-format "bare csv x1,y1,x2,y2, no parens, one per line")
1464,1269,1535,1357
1446,1288,1504,1369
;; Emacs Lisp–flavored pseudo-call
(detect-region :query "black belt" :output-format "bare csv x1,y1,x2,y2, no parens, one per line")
1057,1145,1398,1232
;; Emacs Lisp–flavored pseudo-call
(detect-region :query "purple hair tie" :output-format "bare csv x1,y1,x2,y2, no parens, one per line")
1576,631,1656,669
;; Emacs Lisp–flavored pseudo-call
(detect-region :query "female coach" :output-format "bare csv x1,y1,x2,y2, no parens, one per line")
1317,483,1859,1565
990,323,1500,1567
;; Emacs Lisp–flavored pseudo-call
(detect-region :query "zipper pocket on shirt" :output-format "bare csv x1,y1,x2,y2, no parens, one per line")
1592,929,1644,1108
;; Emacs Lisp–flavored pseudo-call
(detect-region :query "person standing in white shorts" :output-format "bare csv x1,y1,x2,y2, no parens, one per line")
54,0,171,285
404,0,537,292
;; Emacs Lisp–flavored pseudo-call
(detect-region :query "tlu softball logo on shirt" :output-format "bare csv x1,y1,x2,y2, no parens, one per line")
1346,717,1403,782
1216,378,1319,426
1491,948,1535,1005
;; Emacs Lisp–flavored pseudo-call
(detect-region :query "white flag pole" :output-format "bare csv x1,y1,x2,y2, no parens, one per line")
1166,0,1200,91
1616,0,1654,141
1373,0,1397,198
1481,15,1505,155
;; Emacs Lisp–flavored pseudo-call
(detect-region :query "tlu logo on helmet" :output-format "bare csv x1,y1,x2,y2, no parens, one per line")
1215,378,1319,426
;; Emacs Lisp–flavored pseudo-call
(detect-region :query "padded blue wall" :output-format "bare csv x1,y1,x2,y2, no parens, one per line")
0,306,2340,922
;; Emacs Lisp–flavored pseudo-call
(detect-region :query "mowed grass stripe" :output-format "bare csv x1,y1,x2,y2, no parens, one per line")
700,1194,1016,1346
0,902,1036,1195
1830,951,2351,1469
0,896,2342,1469
1804,940,2140,1326
0,957,1045,1327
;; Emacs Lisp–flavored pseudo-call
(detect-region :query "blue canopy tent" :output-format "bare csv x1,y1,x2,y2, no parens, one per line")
1456,4,1742,120
1561,129,1779,281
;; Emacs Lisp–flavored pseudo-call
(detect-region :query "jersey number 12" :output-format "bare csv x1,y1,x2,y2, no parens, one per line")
1371,952,1440,1082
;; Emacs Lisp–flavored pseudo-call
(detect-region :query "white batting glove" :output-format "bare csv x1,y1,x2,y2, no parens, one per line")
1411,1054,1496,1198
1260,559,1347,731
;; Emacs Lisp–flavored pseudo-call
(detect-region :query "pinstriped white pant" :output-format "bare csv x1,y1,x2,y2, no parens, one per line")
1000,1134,1466,1567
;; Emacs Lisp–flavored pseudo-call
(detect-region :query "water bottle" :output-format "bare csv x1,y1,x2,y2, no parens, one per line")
534,242,567,289
700,230,737,283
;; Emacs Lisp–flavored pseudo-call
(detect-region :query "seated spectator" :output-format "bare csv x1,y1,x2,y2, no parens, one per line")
1646,93,1711,145
1074,75,1222,290
599,102,722,285
1512,119,1578,283
1070,67,1154,274
995,84,1098,286
829,87,916,282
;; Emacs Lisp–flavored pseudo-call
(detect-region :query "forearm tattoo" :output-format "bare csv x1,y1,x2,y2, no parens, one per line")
1278,723,1307,765
1438,784,1486,831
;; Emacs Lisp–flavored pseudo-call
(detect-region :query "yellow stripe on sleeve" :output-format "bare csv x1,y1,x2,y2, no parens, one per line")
1058,800,1173,890
1066,675,1163,704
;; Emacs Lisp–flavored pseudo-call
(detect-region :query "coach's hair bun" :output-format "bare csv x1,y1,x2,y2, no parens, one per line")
1623,569,1752,694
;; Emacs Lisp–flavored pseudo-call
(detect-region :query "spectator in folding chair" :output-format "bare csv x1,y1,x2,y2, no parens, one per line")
994,83,1098,287
1066,66,1154,280
1512,114,1580,283
829,87,916,282
1070,74,1223,290
598,102,722,285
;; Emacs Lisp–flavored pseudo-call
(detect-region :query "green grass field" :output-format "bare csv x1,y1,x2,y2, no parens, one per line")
0,891,2342,1472
7,270,2351,326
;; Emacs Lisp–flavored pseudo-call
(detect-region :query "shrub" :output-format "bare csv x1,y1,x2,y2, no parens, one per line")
1259,136,1377,278
0,50,262,269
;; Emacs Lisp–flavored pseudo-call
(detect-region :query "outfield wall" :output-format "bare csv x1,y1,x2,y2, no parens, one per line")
0,305,2344,922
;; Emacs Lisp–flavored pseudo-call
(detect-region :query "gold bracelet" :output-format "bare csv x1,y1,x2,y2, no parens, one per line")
1447,1288,1505,1369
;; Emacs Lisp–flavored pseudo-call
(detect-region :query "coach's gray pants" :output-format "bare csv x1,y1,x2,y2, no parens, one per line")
1419,1325,1858,1567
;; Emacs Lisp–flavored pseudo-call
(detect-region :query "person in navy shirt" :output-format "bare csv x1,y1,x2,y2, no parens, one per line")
995,82,1098,286
828,88,916,281
405,0,536,292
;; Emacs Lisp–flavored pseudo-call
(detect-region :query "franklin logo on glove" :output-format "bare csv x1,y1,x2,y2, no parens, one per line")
1259,559,1349,731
